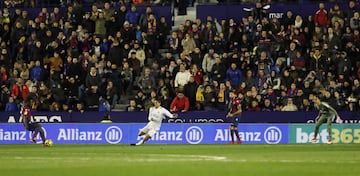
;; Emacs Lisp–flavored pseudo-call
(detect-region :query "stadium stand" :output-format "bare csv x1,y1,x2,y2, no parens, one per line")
1,0,360,114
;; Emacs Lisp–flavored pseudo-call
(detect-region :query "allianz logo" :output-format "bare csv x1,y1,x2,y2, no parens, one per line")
214,126,282,144
57,126,123,144
140,126,204,144
0,127,47,141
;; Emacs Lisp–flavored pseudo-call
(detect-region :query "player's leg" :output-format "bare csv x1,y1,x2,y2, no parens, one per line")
233,126,242,144
312,116,326,142
27,123,37,143
233,117,241,144
138,131,146,136
138,123,151,136
326,115,334,144
136,128,157,145
229,125,235,144
33,123,46,144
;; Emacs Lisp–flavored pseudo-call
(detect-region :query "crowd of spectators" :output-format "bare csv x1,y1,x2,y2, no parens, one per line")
1,1,360,114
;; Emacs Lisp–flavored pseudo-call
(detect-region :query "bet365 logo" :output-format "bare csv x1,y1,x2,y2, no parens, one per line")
295,128,360,144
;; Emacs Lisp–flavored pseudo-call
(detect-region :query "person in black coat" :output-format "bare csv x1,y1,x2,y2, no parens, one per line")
211,56,227,83
184,76,198,110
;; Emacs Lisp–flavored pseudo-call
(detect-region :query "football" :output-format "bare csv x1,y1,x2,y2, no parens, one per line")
45,139,53,147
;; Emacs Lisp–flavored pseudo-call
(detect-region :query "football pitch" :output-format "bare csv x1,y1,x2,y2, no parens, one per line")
0,144,359,176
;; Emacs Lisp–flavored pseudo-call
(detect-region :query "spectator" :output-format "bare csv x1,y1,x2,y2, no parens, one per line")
181,33,196,53
247,100,261,112
30,60,43,82
226,63,242,88
5,97,18,112
125,4,140,26
120,61,133,94
350,12,360,31
159,89,172,110
174,63,192,89
184,76,198,110
329,3,344,26
11,77,30,103
0,85,11,110
104,81,118,109
126,99,140,112
168,31,180,55
127,52,140,78
203,85,216,111
281,98,298,111
128,41,146,67
134,90,146,111
170,92,190,112
314,2,330,29
262,98,274,112
137,67,156,95
85,66,101,106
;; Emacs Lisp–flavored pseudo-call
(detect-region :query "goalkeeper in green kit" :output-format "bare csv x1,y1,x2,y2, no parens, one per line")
311,95,343,144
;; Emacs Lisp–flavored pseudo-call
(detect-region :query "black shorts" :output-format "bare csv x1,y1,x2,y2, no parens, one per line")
25,123,38,131
227,116,240,126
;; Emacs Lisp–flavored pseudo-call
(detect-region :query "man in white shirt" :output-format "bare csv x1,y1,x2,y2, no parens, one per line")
135,98,178,145
174,63,192,88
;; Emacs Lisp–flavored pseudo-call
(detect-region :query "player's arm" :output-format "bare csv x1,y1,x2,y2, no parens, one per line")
323,102,339,116
228,104,242,117
323,102,342,122
148,107,154,121
164,108,177,118
231,104,242,116
22,114,29,130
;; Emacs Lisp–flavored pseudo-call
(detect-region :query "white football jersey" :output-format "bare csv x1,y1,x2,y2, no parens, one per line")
148,106,173,123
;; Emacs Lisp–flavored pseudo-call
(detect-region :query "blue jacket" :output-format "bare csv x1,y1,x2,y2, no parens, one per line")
125,11,140,26
30,66,42,81
5,102,18,112
226,68,242,87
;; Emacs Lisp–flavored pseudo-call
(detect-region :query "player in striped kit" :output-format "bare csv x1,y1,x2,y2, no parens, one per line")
21,94,49,146
226,90,242,144
135,98,178,145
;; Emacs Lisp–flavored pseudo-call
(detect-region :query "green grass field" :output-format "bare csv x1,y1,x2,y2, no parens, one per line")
0,144,359,176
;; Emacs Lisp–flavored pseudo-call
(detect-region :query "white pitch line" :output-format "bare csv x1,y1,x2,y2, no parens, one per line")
2,155,359,164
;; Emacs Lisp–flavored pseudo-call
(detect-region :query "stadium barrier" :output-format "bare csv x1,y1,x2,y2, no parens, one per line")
1,111,360,123
0,123,359,144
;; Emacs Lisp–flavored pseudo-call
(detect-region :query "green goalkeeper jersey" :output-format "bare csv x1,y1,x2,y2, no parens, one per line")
316,102,338,117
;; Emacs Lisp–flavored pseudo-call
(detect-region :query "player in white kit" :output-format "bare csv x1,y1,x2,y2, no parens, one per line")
135,98,178,145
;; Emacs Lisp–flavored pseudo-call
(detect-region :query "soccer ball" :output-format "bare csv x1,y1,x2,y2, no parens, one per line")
45,139,53,147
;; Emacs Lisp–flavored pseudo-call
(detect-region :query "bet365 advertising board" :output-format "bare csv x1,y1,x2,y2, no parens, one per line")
290,124,360,144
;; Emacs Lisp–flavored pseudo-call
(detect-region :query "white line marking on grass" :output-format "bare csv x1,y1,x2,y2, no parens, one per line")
227,159,359,164
2,156,358,164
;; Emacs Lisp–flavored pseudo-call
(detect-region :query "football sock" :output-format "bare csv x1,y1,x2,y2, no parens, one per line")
136,140,144,146
36,127,46,143
32,131,38,140
234,130,241,141
230,130,235,142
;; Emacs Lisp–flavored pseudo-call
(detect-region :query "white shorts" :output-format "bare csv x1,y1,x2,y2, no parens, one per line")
139,122,161,138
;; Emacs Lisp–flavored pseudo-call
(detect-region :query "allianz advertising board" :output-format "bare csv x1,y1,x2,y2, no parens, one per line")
0,124,288,145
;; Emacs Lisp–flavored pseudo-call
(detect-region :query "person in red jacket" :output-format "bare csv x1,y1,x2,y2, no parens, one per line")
315,2,330,28
170,92,190,112
11,77,30,102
